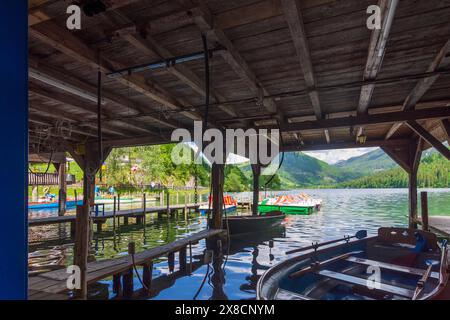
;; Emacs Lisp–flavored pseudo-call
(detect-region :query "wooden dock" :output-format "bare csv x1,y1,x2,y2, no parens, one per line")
416,216,450,238
29,202,207,233
28,229,225,300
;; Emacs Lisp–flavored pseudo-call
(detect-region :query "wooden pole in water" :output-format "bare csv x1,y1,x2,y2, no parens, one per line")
420,191,429,231
74,204,89,299
113,196,117,230
251,164,261,216
58,161,67,216
166,190,170,215
211,163,224,229
143,193,147,225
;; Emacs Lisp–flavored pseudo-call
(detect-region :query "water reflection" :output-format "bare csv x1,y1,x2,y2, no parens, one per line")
28,189,450,300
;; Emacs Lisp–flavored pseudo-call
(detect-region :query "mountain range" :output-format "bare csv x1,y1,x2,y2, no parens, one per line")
229,147,449,190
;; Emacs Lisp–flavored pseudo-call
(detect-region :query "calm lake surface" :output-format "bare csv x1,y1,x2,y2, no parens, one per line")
28,188,450,300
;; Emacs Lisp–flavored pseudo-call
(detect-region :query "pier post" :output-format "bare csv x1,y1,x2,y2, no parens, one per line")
179,246,187,272
117,193,121,211
142,262,153,296
73,204,90,299
210,163,224,229
166,190,170,215
122,269,134,299
113,274,122,295
143,193,146,225
420,191,429,231
32,186,38,203
251,164,261,216
57,161,67,216
168,252,175,272
113,196,117,230
66,143,112,300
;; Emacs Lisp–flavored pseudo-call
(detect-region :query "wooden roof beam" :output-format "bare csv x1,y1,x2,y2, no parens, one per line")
281,0,329,143
29,115,99,138
269,106,450,133
29,21,204,123
29,57,181,130
115,20,237,118
406,120,450,161
441,119,450,143
188,4,285,121
385,39,450,140
29,81,163,137
29,0,141,27
356,0,398,138
29,103,129,137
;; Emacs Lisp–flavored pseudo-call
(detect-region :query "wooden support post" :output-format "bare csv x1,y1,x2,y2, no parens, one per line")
57,162,67,216
383,139,422,229
122,268,134,298
421,191,429,231
113,274,122,295
408,169,418,229
73,204,90,299
166,190,170,215
113,196,117,230
143,193,146,225
117,193,121,211
160,190,164,206
96,221,103,232
168,251,175,272
211,163,224,229
70,220,76,237
124,217,129,225
179,246,187,272
142,262,153,296
32,185,38,202
251,164,261,216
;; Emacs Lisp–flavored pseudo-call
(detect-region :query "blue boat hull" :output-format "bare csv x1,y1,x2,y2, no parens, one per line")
28,200,83,210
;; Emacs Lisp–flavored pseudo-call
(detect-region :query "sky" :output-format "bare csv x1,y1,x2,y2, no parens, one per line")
226,147,377,165
187,142,377,165
303,147,377,164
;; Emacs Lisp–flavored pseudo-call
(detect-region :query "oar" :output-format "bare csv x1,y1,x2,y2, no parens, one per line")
289,250,363,279
286,230,367,255
412,259,439,300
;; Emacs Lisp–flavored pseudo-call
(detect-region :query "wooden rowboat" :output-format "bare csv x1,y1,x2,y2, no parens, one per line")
257,227,449,300
213,211,285,236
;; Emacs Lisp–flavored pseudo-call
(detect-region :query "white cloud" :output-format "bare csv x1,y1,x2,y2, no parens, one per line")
303,148,377,164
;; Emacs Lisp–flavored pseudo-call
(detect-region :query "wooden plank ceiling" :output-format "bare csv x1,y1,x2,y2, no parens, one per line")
28,0,450,154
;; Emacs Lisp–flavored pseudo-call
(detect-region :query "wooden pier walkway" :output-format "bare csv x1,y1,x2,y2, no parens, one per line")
29,202,207,230
28,229,225,300
416,216,450,238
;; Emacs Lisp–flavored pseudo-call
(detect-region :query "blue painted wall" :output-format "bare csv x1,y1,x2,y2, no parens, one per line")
0,1,28,299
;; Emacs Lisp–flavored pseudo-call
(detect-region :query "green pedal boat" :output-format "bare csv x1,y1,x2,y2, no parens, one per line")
259,194,322,215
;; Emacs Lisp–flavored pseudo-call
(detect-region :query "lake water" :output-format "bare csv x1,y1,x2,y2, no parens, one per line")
28,188,450,300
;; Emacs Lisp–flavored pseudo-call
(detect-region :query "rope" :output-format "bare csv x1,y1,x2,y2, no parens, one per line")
130,253,150,292
28,149,54,176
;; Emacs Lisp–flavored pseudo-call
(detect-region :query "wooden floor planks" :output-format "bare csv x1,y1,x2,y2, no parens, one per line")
28,228,224,300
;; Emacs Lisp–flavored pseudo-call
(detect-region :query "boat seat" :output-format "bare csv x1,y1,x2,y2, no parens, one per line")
316,269,415,299
345,256,439,279
275,288,312,300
